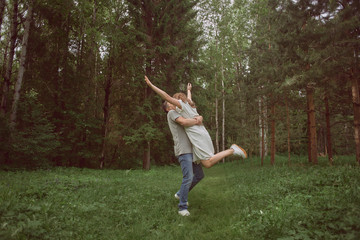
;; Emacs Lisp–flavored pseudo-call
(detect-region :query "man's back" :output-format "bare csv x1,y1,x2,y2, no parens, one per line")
167,110,192,157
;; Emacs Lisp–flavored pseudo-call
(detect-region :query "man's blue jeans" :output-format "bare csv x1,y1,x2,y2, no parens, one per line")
177,153,204,211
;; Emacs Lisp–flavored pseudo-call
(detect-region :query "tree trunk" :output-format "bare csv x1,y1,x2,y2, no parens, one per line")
352,47,360,164
143,141,151,170
324,91,333,164
286,96,291,165
1,39,8,79
261,118,265,166
215,36,219,154
306,94,311,163
87,0,98,117
0,0,6,34
1,0,18,115
351,76,360,164
259,98,262,157
221,59,225,162
222,80,225,155
263,100,268,156
10,1,32,127
99,48,113,169
259,97,265,166
90,0,97,78
306,84,318,164
215,73,219,154
270,102,275,165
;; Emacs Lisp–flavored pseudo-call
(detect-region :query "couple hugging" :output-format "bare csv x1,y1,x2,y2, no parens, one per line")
144,76,247,216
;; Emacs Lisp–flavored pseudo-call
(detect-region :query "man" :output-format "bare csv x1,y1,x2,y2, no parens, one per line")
163,101,204,217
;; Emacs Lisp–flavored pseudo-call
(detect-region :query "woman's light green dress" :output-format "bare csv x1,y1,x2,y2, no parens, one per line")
176,100,215,162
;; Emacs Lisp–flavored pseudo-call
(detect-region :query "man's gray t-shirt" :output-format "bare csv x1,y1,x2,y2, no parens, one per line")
167,110,192,157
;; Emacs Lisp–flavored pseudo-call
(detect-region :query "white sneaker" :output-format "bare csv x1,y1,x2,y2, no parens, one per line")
231,144,248,158
174,193,189,206
178,209,190,216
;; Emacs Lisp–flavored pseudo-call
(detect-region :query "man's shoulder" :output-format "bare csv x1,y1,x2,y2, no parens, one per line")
167,110,180,122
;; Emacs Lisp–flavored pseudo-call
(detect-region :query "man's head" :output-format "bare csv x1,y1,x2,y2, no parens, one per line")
162,101,176,113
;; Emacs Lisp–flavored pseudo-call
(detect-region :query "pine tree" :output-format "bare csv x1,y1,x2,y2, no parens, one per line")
127,0,202,169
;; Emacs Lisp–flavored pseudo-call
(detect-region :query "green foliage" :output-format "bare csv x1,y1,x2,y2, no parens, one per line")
9,89,60,168
1,0,359,169
0,157,359,239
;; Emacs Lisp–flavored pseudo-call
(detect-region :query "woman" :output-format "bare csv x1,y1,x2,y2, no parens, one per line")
144,76,247,168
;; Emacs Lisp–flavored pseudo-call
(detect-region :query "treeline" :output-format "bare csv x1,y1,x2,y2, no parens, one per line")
246,0,360,165
0,0,359,169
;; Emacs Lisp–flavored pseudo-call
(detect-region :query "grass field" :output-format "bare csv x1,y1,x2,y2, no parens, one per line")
1,156,360,240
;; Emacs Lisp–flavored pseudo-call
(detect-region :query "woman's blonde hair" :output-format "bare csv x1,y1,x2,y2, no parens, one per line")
173,92,196,108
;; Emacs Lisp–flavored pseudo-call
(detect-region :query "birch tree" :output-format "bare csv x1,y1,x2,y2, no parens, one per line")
1,0,18,116
10,0,33,127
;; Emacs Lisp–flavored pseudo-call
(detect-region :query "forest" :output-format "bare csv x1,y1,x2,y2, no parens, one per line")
0,0,359,169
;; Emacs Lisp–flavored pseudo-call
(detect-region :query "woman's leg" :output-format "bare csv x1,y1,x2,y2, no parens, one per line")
200,144,247,168
200,149,234,168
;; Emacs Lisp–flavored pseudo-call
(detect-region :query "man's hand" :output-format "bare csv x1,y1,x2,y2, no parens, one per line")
176,115,203,127
194,116,203,125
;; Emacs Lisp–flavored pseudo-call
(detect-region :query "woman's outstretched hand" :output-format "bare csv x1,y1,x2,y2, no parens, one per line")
187,83,192,91
144,76,152,86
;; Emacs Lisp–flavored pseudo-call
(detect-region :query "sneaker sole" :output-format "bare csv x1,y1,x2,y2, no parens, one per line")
178,210,190,216
233,144,248,158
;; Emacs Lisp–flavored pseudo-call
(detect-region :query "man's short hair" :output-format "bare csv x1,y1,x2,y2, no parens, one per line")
162,101,168,113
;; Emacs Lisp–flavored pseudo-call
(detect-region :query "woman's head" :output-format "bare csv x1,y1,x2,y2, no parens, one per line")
173,92,195,107
173,93,187,103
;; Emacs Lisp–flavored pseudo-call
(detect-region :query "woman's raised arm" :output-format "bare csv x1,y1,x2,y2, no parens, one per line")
144,76,181,109
187,83,195,106
187,83,192,102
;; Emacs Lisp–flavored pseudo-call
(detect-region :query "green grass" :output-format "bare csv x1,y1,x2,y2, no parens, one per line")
1,156,360,239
